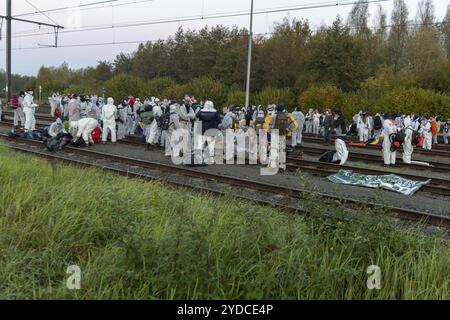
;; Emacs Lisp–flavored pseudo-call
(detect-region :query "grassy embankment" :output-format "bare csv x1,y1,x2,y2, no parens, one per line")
0,144,448,299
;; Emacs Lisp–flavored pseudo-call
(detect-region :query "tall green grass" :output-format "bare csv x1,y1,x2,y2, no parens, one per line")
0,144,448,299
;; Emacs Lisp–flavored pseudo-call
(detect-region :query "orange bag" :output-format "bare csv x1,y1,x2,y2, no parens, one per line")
431,119,438,136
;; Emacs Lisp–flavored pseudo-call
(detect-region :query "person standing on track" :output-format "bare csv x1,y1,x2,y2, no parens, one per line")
23,89,38,132
420,116,432,150
322,109,334,146
101,97,118,144
305,108,313,134
443,119,450,145
382,114,397,167
402,116,415,164
291,105,305,147
14,91,26,127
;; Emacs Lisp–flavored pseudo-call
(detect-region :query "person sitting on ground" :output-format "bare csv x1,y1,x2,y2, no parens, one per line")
318,138,349,166
48,118,66,138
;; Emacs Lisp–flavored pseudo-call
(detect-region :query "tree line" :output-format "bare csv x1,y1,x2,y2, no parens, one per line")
11,0,450,119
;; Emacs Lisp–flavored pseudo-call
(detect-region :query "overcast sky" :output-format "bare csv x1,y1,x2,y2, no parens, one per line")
0,0,448,76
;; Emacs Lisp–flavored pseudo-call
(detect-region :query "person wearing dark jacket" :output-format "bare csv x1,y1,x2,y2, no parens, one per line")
323,109,334,145
196,100,221,164
334,111,346,137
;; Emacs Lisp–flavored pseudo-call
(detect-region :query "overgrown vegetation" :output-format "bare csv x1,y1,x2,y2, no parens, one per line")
0,145,448,299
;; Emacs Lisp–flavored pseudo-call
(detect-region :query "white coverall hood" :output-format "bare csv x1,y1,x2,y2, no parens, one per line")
107,97,114,105
203,100,216,112
334,139,349,165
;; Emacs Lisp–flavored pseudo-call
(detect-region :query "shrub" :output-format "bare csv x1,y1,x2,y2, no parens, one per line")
226,90,246,106
104,74,143,103
140,77,176,99
255,87,296,109
186,77,226,106
299,84,342,112
161,84,189,101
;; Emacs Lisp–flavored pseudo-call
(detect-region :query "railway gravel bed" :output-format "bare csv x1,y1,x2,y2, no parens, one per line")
86,141,450,217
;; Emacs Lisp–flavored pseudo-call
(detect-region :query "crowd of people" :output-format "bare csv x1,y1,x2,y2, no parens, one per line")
5,89,450,168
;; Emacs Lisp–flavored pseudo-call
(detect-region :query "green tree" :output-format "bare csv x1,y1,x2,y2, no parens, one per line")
387,0,410,70
104,74,143,103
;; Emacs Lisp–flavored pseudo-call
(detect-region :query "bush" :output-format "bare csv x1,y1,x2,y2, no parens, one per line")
104,74,143,103
339,86,450,121
186,77,226,106
226,90,246,106
140,77,176,99
299,84,342,112
64,82,102,96
161,84,189,101
255,87,296,109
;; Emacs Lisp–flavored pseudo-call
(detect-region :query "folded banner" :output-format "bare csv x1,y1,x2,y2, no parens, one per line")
327,170,431,196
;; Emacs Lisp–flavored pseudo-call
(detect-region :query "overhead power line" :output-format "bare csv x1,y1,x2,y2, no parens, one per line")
13,0,120,17
24,0,60,26
5,0,389,39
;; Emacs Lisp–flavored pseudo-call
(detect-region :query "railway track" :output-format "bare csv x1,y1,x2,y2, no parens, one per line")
301,134,450,157
119,136,450,197
292,144,450,173
302,132,450,152
1,133,449,229
2,112,450,173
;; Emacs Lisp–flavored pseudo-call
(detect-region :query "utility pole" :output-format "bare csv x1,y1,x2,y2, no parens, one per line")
6,0,11,105
3,0,64,105
244,0,254,110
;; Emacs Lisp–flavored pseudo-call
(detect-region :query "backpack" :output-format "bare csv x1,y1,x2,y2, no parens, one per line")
373,116,382,130
389,131,406,151
274,112,289,136
54,106,62,119
91,127,101,144
160,111,171,130
411,130,420,146
141,110,154,125
255,110,265,126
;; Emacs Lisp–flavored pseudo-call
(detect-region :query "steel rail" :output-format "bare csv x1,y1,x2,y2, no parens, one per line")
1,133,449,229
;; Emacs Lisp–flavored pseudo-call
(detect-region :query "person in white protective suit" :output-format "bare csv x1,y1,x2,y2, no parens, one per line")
382,114,398,167
312,110,320,135
68,95,81,122
101,97,117,143
420,117,432,150
49,93,58,117
127,98,141,135
305,108,313,133
116,100,127,140
147,103,163,145
14,91,26,127
357,112,372,142
179,100,196,131
291,105,305,147
95,97,104,120
334,138,349,165
165,103,181,157
443,119,450,145
48,118,66,137
23,90,38,132
61,95,70,118
71,117,99,146
402,116,415,164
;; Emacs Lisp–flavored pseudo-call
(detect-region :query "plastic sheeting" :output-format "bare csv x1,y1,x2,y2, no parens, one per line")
327,170,431,196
